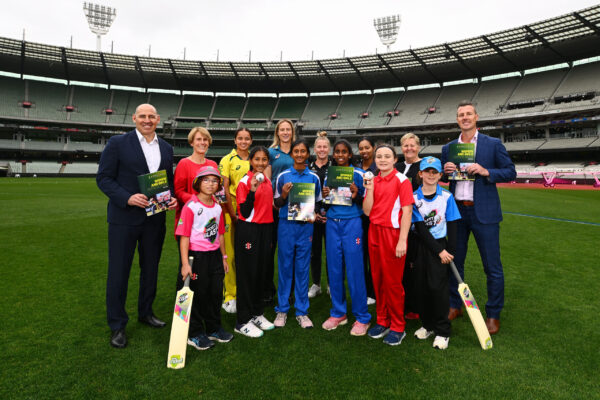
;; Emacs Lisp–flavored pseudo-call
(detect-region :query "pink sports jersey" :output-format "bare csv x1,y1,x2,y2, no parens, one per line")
367,171,414,228
236,171,274,224
175,198,225,251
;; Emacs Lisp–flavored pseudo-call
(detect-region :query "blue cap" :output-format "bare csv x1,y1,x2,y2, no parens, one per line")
420,156,442,173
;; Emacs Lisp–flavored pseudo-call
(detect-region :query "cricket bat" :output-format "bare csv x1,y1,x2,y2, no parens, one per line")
167,256,195,369
449,261,493,350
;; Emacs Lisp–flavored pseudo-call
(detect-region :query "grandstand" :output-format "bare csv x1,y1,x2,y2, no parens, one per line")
0,5,599,180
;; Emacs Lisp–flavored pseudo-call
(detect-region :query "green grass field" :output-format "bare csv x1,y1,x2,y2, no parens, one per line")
1,178,598,399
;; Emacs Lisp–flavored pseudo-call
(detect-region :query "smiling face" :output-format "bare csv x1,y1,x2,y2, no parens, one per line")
333,143,351,167
235,129,252,152
419,168,442,186
250,150,269,173
401,138,420,163
277,121,293,145
292,143,309,167
358,140,374,161
456,105,479,133
314,139,330,161
133,104,160,138
374,146,396,175
191,131,210,155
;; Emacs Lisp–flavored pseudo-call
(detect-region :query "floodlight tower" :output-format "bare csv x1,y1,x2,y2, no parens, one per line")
373,14,401,52
83,2,116,52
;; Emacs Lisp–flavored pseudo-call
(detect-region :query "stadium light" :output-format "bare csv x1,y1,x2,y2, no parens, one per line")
373,14,401,52
83,2,117,52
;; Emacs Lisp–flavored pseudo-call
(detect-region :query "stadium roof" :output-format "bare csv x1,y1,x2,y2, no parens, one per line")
1,5,599,93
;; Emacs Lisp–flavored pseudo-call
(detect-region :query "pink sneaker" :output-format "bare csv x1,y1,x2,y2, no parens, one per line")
350,321,370,336
296,315,314,329
321,315,348,331
274,312,287,328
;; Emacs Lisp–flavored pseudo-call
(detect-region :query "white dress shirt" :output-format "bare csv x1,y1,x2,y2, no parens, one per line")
136,129,161,173
454,130,478,201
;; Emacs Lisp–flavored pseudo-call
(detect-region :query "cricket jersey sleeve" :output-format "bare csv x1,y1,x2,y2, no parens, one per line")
445,192,462,222
218,209,226,235
399,178,415,207
219,154,231,179
175,203,194,237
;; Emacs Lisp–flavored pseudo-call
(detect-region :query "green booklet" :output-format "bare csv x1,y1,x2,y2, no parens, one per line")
448,143,475,181
137,169,171,216
324,166,353,206
288,182,315,222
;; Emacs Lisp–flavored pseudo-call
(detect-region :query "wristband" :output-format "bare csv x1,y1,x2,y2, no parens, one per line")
222,255,228,259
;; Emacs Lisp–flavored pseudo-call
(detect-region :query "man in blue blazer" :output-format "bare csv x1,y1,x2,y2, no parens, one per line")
441,101,516,335
97,104,177,348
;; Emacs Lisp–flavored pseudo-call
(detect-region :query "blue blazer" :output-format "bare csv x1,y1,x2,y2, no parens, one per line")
97,130,174,226
441,133,516,224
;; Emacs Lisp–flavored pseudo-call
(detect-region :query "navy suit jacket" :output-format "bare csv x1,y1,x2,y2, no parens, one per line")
97,130,175,226
441,133,516,224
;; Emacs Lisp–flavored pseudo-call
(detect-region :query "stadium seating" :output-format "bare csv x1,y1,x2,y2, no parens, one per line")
0,76,27,118
70,86,111,123
243,97,277,119
63,162,99,174
389,88,441,126
503,69,568,114
425,84,478,124
472,77,520,118
179,95,215,118
122,91,151,123
303,96,341,130
148,92,181,123
273,96,307,120
329,94,372,130
27,80,69,121
503,140,547,152
361,92,402,128
0,139,22,150
212,96,246,119
539,137,598,150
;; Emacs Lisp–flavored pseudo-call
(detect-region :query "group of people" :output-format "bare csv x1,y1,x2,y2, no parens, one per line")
97,101,516,351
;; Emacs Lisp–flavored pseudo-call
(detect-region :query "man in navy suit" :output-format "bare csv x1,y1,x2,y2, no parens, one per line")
441,101,516,335
97,104,177,348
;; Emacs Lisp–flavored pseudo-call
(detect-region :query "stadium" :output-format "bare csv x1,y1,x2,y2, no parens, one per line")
1,3,598,400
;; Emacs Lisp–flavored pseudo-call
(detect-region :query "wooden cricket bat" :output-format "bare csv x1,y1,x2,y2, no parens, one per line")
167,256,195,369
449,261,493,350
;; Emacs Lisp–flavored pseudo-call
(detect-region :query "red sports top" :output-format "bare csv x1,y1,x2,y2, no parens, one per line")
236,171,274,224
367,171,414,228
173,157,219,233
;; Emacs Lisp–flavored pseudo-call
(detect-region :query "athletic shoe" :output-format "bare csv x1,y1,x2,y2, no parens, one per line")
350,321,370,336
433,336,449,350
222,299,236,314
296,315,314,329
308,284,322,298
251,315,275,331
187,334,215,350
207,327,234,343
367,297,376,306
321,315,348,331
383,330,406,346
367,324,390,339
414,327,434,340
274,312,287,328
235,322,263,338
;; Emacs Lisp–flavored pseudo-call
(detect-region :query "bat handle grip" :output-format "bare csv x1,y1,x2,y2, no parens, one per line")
184,256,194,287
449,261,464,284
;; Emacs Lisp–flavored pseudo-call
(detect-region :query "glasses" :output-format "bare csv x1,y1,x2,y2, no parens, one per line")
202,178,219,184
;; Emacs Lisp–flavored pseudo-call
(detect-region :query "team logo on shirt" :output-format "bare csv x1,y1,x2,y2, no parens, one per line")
245,242,252,250
177,218,184,226
424,210,441,228
191,273,198,280
275,154,280,159
355,238,361,245
236,165,241,170
204,217,218,243
197,208,204,216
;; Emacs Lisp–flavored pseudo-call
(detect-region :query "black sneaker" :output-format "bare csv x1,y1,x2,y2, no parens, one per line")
187,334,215,350
207,327,234,343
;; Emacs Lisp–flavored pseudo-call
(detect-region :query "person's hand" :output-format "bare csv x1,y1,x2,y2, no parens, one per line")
395,240,407,258
315,213,327,223
443,162,457,174
322,186,330,197
127,193,149,208
167,196,177,210
223,259,229,273
250,176,259,192
363,177,374,191
439,250,454,264
281,182,293,198
466,163,489,177
181,263,192,279
349,183,358,199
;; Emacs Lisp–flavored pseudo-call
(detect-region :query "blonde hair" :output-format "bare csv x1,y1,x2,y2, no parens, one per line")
314,131,330,148
400,132,420,147
187,127,213,145
270,119,297,148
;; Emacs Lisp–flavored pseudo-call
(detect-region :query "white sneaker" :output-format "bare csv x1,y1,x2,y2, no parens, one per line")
222,299,236,314
251,315,275,331
235,322,263,338
433,336,449,350
296,315,314,329
308,284,322,298
414,327,434,340
367,297,376,305
274,312,287,328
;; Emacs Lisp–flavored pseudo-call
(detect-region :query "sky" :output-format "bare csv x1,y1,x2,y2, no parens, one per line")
0,0,598,62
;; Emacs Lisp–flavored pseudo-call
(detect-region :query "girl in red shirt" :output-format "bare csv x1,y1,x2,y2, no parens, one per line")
233,147,275,337
363,144,414,346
